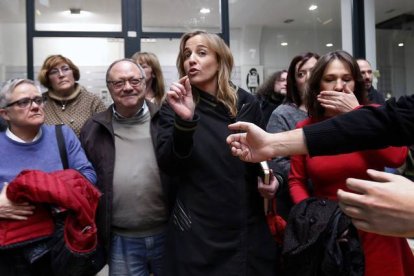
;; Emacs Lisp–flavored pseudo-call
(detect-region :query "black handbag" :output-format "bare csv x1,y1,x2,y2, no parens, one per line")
49,125,105,276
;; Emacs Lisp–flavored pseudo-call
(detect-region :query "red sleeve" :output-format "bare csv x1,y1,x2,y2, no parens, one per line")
289,153,310,204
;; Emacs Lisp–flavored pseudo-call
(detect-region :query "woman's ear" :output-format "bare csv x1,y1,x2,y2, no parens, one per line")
0,109,10,121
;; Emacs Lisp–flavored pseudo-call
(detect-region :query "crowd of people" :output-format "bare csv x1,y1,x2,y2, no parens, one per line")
0,29,413,276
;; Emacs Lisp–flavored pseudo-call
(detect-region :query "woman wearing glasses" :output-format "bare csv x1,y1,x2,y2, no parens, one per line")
38,54,106,137
0,79,98,275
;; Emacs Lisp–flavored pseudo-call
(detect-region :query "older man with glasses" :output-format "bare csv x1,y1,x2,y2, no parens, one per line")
80,59,170,276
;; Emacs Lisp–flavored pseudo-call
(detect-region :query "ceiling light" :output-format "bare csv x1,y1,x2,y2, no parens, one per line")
398,43,404,47
200,8,210,14
281,42,288,46
326,43,333,47
309,5,318,11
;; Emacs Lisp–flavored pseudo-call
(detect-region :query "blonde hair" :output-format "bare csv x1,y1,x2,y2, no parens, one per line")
177,31,238,117
131,52,166,105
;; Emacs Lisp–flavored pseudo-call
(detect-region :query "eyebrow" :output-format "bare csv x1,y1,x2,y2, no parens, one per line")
323,73,353,78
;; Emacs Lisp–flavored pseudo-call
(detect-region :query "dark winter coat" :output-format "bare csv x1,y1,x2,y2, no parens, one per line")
157,87,278,276
79,100,173,262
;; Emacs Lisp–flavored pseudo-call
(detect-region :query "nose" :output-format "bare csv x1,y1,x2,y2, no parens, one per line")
123,80,133,90
30,100,41,109
57,69,65,77
333,80,346,91
187,53,197,64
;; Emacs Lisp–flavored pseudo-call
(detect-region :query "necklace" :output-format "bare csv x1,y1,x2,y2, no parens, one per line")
60,100,68,111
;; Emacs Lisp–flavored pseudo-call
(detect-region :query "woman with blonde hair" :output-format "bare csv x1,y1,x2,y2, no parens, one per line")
38,54,106,136
156,30,278,275
131,51,166,107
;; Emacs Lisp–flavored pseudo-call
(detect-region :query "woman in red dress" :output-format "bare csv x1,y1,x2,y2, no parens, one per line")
289,50,414,276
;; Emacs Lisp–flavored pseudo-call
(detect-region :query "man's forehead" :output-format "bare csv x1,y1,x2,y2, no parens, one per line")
110,62,142,76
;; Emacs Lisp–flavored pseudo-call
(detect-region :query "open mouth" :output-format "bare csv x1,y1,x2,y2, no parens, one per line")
188,68,199,75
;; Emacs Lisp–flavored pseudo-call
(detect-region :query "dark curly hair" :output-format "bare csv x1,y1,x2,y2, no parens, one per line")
256,70,287,98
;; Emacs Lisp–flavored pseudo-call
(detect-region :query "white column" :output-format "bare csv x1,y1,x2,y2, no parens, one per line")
341,0,353,55
364,0,377,69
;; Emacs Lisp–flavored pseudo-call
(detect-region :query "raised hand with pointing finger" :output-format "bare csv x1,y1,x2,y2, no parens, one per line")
166,75,195,120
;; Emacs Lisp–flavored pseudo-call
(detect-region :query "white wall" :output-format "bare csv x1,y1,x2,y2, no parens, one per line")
0,23,26,66
376,29,413,97
1,22,412,96
0,23,27,80
260,27,341,78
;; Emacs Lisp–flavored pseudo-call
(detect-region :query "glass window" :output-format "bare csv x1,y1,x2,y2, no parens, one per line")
229,0,342,90
139,38,180,90
142,0,221,33
34,37,124,105
35,0,122,32
0,0,27,81
375,0,414,98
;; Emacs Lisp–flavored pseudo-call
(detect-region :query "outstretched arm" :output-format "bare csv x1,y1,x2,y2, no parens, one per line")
227,122,308,163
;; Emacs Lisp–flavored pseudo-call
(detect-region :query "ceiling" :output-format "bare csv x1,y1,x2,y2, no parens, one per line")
0,0,412,31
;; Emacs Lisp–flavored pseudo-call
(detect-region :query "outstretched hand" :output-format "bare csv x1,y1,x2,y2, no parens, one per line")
317,84,360,115
338,169,414,237
226,122,274,163
166,76,195,120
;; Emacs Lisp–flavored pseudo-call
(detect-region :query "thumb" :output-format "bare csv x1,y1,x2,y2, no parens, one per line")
228,121,251,132
0,182,8,196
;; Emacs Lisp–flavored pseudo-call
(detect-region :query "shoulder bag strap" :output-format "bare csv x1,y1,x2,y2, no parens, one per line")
55,124,69,169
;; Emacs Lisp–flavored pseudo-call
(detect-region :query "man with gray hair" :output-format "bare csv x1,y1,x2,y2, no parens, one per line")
80,59,169,276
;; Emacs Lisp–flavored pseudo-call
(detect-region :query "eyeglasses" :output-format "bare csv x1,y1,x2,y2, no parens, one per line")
48,66,72,77
5,96,44,109
107,78,145,90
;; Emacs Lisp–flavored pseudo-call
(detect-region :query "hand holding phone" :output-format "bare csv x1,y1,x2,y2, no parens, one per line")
260,161,271,185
